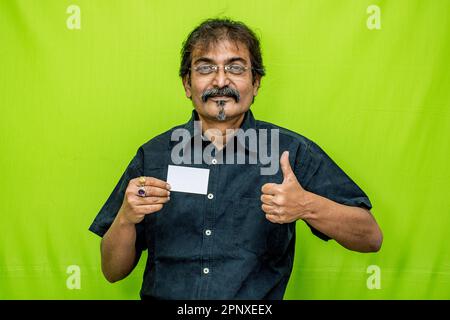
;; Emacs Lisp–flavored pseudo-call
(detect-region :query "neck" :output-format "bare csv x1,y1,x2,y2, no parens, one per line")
197,112,246,150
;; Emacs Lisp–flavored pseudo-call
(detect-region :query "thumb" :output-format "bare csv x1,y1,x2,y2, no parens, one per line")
280,151,294,183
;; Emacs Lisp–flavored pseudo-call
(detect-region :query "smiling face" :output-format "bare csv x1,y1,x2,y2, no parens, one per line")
182,39,261,123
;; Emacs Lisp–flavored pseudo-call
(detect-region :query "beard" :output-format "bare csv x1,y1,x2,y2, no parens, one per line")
216,100,226,121
201,86,241,122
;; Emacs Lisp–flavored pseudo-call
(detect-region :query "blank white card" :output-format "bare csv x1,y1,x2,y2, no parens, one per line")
166,165,210,195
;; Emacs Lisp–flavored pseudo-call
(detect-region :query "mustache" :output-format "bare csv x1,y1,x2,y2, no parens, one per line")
201,86,241,103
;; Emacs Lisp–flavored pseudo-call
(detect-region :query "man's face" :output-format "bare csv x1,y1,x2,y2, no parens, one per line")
182,39,260,122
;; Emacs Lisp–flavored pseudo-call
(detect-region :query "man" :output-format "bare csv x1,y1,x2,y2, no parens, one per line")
89,18,383,300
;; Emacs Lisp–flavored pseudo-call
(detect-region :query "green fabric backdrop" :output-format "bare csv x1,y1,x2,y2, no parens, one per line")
1,0,449,299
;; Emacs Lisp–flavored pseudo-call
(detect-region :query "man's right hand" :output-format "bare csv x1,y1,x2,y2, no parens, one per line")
118,176,171,225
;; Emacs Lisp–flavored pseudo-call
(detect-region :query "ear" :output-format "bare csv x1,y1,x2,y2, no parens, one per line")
252,74,261,97
182,74,192,99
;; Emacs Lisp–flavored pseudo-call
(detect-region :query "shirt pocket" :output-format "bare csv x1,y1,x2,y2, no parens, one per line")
232,197,286,257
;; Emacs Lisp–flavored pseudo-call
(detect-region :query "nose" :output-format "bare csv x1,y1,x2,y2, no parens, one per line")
211,67,231,88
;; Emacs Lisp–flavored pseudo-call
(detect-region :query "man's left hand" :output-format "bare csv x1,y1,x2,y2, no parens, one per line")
261,151,310,224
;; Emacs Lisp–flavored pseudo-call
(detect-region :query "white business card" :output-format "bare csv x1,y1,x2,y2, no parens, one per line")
166,165,210,195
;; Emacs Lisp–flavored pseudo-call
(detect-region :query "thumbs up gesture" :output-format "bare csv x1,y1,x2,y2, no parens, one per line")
261,151,309,224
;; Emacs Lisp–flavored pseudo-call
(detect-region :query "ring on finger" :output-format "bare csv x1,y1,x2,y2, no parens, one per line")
137,186,146,197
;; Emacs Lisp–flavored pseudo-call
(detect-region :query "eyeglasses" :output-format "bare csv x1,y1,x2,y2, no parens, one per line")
192,64,250,76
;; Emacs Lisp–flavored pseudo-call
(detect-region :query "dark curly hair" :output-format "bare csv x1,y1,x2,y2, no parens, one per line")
179,18,266,84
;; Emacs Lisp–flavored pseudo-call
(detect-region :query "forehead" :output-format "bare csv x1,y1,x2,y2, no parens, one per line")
191,39,251,64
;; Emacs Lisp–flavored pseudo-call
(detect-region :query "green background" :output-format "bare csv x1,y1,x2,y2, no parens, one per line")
1,0,449,299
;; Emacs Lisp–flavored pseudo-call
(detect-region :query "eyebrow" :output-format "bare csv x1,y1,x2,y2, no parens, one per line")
193,56,248,65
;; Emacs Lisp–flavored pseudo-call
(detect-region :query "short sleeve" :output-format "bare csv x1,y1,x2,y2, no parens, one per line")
88,147,147,252
295,140,373,241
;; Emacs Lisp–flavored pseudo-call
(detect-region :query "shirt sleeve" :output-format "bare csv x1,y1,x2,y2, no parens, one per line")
88,147,147,252
295,139,373,241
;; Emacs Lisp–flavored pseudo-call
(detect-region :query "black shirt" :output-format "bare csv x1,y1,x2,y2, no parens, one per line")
89,109,372,300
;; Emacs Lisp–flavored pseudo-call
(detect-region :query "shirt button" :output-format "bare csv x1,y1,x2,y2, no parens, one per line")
211,158,217,165
203,268,209,274
205,229,212,236
207,193,214,200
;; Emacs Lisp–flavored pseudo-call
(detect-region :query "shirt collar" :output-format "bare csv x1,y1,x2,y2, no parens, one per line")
168,108,257,151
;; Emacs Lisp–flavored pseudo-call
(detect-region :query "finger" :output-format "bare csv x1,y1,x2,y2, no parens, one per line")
280,151,294,183
136,196,170,205
265,214,284,224
260,194,275,206
261,183,281,195
261,204,279,215
134,185,170,197
132,177,171,190
144,185,171,197
135,204,164,215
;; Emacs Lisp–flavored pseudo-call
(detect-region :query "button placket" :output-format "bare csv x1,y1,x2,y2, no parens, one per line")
199,151,219,297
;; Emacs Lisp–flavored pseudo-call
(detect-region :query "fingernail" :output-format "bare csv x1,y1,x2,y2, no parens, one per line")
167,191,171,196
167,196,171,201
167,184,171,190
